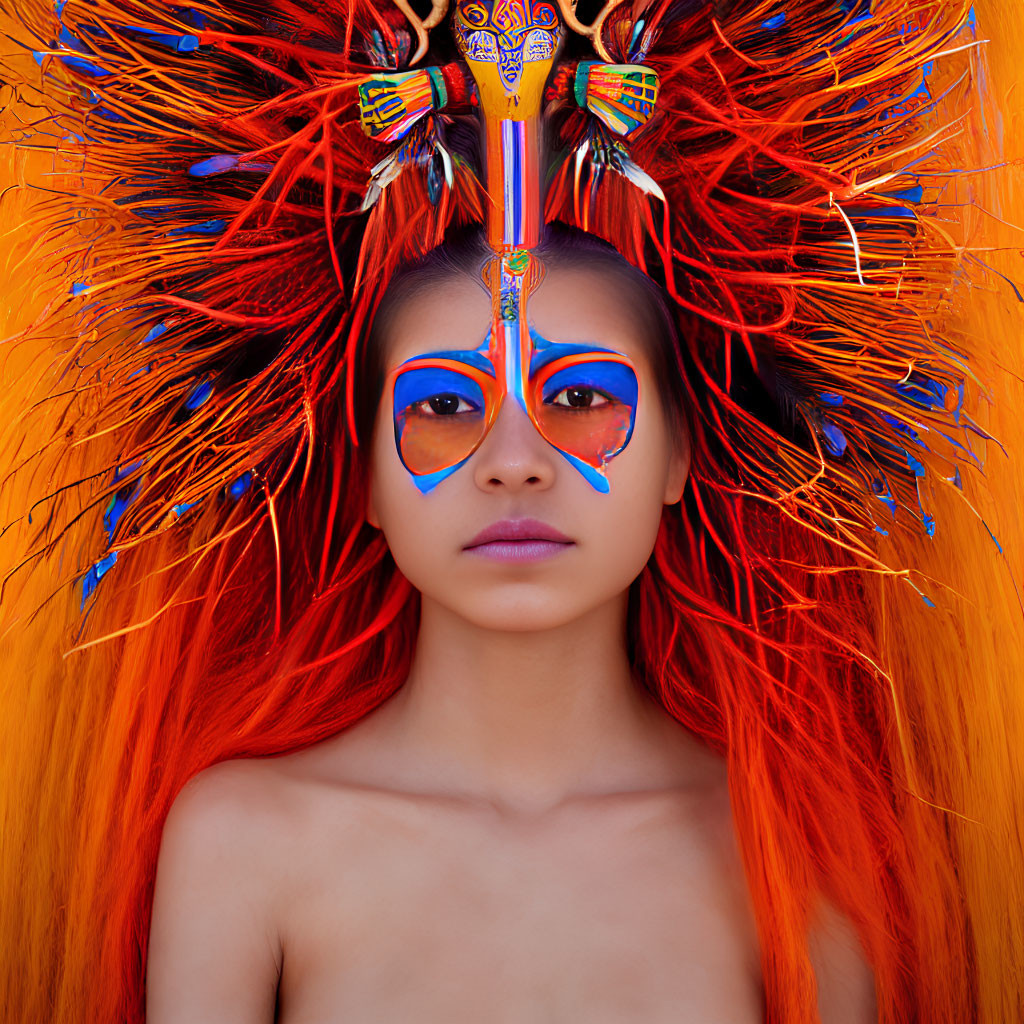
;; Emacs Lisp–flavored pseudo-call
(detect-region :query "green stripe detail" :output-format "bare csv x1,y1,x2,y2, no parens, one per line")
574,61,596,108
427,66,448,111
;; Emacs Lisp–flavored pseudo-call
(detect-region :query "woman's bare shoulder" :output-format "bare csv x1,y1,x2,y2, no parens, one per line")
808,899,877,1024
168,757,290,824
149,750,383,1022
148,760,297,1023
162,746,370,857
160,736,405,876
154,758,314,932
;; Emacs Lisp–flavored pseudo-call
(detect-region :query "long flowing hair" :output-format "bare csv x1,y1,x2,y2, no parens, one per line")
1,1,1021,1022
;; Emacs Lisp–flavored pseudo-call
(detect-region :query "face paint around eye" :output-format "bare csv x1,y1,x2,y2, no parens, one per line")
530,357,638,474
549,385,612,408
392,362,494,478
386,327,639,493
412,393,481,416
536,359,638,409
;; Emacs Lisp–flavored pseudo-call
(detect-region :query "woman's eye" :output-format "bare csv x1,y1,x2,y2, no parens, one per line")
414,393,476,416
550,386,610,409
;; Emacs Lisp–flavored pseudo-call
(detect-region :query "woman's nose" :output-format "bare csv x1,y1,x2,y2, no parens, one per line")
471,394,557,492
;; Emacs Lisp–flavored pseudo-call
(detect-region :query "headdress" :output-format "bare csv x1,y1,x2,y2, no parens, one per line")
1,2,1020,1023
5,0,999,598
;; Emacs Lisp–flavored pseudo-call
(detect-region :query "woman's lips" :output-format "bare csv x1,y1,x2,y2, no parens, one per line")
464,539,575,562
463,518,575,561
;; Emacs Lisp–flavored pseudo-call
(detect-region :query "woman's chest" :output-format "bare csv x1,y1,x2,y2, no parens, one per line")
274,793,763,1023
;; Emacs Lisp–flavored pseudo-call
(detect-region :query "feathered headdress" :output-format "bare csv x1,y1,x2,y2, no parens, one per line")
4,0,998,603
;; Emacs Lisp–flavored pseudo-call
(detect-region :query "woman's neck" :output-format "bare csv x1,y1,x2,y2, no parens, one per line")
353,592,708,815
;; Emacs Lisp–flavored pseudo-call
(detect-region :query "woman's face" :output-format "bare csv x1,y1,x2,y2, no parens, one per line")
366,264,690,632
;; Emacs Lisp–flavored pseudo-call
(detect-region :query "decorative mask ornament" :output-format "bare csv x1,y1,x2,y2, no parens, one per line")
359,0,660,493
454,0,561,95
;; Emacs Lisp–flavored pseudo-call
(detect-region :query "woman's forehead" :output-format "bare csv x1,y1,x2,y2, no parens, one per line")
384,275,490,363
384,265,657,370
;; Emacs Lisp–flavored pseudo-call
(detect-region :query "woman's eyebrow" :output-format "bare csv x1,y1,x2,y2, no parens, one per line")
527,334,630,375
398,347,496,375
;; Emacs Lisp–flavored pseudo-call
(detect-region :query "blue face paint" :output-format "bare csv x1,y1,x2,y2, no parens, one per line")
388,324,639,494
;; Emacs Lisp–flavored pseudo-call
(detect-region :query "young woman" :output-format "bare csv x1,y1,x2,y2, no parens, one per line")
1,2,1020,1023
146,232,875,1022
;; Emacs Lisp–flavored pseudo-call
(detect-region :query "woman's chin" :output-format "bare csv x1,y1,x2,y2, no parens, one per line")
431,588,606,634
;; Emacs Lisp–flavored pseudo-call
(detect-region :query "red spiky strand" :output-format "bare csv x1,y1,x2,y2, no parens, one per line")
2,0,482,605
546,0,990,559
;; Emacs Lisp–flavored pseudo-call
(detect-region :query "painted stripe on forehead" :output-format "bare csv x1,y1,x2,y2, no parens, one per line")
393,330,626,378
527,328,623,375
395,347,496,375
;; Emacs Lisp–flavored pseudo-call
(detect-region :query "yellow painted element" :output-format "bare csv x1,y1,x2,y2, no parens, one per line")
454,0,561,249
